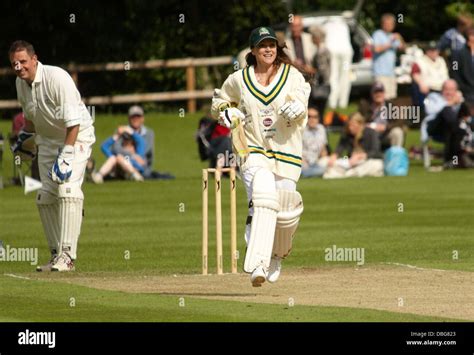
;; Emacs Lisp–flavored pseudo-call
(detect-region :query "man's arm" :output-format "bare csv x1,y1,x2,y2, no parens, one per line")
411,63,429,94
64,124,79,146
393,33,406,51
373,42,392,53
132,132,146,166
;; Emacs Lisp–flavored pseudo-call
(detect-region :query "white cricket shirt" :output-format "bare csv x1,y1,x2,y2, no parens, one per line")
212,64,311,181
16,61,93,145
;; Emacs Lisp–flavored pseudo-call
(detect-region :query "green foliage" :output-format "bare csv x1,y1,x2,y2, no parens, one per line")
0,0,465,112
445,1,474,19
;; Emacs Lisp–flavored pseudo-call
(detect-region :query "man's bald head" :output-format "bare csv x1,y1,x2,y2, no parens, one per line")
442,79,458,91
442,79,460,105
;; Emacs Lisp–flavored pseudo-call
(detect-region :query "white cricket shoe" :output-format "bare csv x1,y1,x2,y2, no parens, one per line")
51,252,75,272
251,265,267,287
36,255,58,272
91,172,104,184
267,257,282,283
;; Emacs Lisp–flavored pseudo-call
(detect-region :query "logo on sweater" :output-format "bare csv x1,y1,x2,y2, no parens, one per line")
263,118,273,127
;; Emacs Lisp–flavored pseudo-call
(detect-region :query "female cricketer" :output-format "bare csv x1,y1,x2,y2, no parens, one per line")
10,40,95,272
212,27,310,286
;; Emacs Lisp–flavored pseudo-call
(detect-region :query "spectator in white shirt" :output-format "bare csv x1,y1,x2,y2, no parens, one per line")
411,41,449,110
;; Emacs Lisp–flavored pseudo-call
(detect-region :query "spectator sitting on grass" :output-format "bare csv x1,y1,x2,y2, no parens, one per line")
116,105,155,178
359,81,405,149
92,126,146,183
301,107,328,178
324,112,383,178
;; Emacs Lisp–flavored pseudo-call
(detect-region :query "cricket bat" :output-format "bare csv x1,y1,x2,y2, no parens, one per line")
227,102,250,162
230,117,250,161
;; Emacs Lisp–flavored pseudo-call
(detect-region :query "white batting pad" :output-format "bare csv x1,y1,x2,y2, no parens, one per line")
272,190,304,258
244,169,280,273
59,197,83,260
36,190,60,256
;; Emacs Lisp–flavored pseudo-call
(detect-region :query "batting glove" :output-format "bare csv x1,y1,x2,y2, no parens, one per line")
278,100,306,121
218,107,245,129
50,145,75,184
11,130,36,160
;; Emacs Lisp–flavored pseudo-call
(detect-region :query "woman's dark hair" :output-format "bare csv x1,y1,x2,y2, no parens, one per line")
244,42,312,82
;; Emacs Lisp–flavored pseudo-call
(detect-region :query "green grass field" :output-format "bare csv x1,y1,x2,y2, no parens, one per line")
0,111,472,322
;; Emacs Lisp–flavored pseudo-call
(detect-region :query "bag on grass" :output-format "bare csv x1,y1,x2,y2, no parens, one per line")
384,146,409,176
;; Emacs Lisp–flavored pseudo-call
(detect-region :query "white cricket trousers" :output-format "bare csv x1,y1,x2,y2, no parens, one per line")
241,166,296,244
36,126,95,260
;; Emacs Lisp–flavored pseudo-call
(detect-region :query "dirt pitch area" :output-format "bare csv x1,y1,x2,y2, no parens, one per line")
36,265,473,321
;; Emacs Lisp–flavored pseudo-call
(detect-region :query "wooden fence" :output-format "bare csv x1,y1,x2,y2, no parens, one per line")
0,56,235,113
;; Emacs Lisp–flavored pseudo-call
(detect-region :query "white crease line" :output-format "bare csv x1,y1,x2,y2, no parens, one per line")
383,262,446,272
3,273,31,280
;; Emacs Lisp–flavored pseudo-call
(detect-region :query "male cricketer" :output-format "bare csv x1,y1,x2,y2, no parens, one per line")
10,40,95,272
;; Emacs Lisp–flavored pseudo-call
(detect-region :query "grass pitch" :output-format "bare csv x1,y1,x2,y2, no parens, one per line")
0,112,472,322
